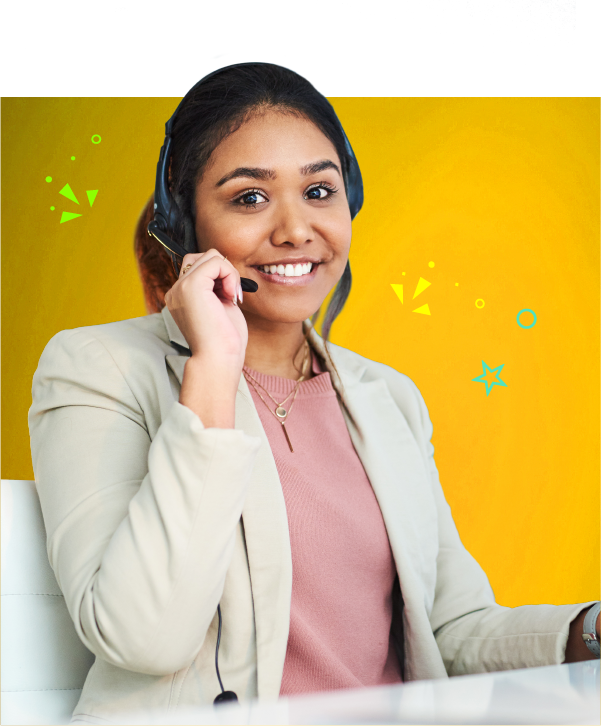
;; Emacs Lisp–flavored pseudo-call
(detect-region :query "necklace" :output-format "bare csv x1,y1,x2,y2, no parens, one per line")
243,342,310,453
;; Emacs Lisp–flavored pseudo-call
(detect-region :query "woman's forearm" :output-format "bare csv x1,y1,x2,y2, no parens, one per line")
564,605,600,662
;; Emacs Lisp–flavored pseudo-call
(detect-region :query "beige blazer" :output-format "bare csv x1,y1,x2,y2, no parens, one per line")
29,307,587,725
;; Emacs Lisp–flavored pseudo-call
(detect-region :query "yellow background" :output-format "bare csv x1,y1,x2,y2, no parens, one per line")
2,98,599,609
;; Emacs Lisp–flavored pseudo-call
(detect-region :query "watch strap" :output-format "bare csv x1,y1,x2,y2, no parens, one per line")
582,602,601,658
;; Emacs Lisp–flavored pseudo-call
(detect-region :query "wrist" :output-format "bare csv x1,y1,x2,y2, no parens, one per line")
187,353,242,384
180,356,239,428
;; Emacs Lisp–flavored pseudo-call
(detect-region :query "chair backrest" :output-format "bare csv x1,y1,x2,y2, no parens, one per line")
1,480,95,726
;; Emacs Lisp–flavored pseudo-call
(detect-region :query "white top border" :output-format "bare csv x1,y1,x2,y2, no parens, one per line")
1,0,600,97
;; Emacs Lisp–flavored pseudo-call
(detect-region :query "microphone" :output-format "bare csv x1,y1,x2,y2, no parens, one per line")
147,221,258,293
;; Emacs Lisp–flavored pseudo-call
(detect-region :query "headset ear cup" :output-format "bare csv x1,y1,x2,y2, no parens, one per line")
172,191,199,254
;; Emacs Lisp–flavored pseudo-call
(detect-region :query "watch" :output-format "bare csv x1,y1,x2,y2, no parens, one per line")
582,602,601,658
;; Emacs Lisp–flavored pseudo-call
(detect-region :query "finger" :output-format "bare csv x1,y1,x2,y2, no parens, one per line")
179,249,223,279
180,250,240,295
191,255,241,304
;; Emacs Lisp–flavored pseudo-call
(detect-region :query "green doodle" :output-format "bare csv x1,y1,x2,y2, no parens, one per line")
59,183,80,205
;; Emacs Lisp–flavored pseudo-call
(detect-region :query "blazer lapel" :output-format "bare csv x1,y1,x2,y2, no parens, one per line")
162,307,292,700
307,324,445,680
234,381,293,700
306,324,437,585
336,377,439,601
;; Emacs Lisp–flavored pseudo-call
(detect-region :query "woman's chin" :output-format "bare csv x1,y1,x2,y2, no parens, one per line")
242,303,321,327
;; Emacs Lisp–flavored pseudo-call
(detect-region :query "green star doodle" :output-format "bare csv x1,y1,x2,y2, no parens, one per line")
472,361,508,396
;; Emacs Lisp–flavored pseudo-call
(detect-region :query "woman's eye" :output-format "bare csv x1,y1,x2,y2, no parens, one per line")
235,190,268,207
305,185,336,200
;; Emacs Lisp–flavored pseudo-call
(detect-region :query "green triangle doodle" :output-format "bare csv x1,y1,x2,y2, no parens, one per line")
86,190,98,207
390,283,403,303
60,211,82,224
412,276,431,299
413,303,431,315
59,183,79,205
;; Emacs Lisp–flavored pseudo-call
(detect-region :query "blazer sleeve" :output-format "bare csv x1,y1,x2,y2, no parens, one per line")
28,328,261,676
405,378,594,675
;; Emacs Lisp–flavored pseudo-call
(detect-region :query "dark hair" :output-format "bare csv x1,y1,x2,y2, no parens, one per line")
135,63,356,340
135,194,177,313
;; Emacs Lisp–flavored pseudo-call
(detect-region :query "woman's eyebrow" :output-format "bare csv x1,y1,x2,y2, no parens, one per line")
216,159,341,187
301,159,341,176
216,167,276,187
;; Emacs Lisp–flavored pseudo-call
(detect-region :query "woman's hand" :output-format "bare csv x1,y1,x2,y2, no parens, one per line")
165,249,247,428
564,605,601,663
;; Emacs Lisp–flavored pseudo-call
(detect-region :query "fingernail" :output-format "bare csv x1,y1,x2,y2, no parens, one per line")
232,294,238,306
238,284,243,304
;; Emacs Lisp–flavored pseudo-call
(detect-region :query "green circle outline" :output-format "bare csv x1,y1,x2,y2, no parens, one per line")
517,308,537,329
91,134,102,144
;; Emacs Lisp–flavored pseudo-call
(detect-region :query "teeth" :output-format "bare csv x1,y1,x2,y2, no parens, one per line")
259,262,315,276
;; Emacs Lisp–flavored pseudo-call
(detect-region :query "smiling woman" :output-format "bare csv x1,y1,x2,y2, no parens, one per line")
28,63,599,725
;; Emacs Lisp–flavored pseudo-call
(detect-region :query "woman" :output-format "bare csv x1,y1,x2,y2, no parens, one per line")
29,63,599,725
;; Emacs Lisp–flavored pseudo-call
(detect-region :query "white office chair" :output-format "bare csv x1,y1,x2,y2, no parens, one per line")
1,480,95,726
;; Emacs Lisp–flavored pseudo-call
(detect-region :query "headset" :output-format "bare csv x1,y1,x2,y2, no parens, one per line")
147,63,364,705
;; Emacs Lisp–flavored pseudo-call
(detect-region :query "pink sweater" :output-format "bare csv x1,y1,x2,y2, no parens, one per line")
244,353,402,696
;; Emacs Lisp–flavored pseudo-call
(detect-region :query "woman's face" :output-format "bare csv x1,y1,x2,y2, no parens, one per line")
193,109,352,325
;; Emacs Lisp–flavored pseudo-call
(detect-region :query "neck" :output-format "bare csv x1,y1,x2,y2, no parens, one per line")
243,313,311,379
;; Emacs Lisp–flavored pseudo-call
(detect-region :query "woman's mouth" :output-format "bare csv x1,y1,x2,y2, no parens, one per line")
253,262,319,285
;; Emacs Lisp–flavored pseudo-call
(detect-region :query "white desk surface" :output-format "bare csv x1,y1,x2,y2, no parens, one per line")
115,659,600,725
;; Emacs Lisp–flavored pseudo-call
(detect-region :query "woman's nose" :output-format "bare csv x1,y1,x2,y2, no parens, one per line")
270,197,313,247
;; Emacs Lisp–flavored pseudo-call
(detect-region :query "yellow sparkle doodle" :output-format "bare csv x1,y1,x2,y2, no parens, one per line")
413,277,431,299
391,267,433,315
390,284,403,303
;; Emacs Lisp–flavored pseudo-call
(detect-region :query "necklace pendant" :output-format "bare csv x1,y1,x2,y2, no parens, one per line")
275,406,287,419
281,422,294,453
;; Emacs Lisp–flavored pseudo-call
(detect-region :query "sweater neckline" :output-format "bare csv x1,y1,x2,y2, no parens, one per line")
243,351,334,397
